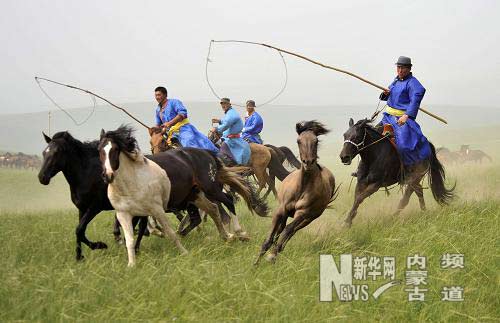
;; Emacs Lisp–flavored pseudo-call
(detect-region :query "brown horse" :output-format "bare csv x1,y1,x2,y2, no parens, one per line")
206,130,290,197
255,121,337,264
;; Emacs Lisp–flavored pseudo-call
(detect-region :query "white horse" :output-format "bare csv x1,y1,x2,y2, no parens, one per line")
98,126,187,267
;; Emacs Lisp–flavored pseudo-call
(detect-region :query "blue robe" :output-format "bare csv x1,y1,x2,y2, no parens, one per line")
155,99,218,154
242,111,264,144
381,74,431,165
217,107,251,165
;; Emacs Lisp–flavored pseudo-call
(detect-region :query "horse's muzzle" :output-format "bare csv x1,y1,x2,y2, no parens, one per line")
38,174,51,185
102,172,114,184
340,155,352,165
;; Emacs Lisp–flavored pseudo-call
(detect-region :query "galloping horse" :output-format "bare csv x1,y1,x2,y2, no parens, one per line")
38,131,121,260
255,121,337,264
206,130,290,197
99,126,187,267
339,118,455,227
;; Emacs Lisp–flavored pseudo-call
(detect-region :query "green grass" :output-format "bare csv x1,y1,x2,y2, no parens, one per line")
0,154,499,322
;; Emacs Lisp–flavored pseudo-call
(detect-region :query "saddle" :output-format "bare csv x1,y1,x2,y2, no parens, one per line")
382,124,397,149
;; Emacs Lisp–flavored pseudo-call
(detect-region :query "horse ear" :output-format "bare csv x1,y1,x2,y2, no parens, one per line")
349,118,354,127
42,132,51,143
100,129,106,139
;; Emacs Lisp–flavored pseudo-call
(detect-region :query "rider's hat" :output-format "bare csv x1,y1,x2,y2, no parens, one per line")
395,56,412,67
220,98,231,104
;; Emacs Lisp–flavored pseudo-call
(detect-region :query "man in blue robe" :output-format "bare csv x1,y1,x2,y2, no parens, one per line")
242,100,264,144
154,86,218,154
379,56,431,166
211,98,251,165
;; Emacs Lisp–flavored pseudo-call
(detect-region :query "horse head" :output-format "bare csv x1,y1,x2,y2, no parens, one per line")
38,131,72,185
149,127,170,154
339,118,370,165
98,125,138,184
295,120,329,172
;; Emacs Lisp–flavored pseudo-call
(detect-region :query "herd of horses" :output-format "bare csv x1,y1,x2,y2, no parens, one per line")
437,145,493,165
0,152,41,170
37,118,455,266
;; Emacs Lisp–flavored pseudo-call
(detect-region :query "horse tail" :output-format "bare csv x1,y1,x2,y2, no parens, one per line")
279,146,301,169
215,160,269,217
428,142,456,205
269,148,291,181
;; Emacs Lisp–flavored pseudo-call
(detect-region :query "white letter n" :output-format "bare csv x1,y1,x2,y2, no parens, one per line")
320,254,353,301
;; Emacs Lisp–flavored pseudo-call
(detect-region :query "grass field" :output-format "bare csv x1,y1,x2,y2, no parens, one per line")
0,149,499,322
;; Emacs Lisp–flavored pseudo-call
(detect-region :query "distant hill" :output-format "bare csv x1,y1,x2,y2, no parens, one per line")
0,101,498,154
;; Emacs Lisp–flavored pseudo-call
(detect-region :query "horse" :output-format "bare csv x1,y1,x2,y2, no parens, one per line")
145,127,267,236
459,145,492,163
206,130,290,197
38,131,126,260
98,126,187,267
255,121,337,264
263,144,301,198
339,118,455,227
120,126,269,241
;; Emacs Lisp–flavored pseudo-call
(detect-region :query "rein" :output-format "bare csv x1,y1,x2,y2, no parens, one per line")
344,127,391,153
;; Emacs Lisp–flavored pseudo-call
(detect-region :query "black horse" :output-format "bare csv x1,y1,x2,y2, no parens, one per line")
339,118,455,227
39,131,126,260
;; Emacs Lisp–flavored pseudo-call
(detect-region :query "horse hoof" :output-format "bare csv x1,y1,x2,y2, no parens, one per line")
76,254,85,261
93,241,108,249
342,221,352,229
237,232,250,241
265,253,277,263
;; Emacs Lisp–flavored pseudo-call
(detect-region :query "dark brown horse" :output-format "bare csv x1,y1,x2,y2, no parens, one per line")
255,121,337,264
339,118,455,227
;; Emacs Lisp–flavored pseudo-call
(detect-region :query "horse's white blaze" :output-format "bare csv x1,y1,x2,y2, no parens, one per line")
45,146,50,153
103,141,113,175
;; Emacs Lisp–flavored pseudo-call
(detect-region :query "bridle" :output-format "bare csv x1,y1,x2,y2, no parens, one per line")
344,126,391,153
344,128,367,152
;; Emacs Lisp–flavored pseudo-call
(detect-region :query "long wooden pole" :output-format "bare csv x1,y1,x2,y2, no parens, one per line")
212,40,447,124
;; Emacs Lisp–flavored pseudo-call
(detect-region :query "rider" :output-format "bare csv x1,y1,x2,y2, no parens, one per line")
211,98,251,166
241,100,264,144
154,86,218,153
379,56,431,166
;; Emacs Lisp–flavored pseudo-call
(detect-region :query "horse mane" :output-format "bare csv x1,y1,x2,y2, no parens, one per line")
102,125,138,154
355,118,382,136
296,120,330,136
51,131,99,156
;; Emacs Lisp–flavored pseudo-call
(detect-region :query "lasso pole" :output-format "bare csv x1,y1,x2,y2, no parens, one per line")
211,40,447,124
34,77,150,130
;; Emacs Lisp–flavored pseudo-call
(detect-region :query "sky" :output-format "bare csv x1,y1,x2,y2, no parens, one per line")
1,0,499,114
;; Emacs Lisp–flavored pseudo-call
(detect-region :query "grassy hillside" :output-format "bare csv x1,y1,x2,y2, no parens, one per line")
0,148,499,321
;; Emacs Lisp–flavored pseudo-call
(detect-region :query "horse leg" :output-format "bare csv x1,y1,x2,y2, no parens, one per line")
116,211,136,267
253,166,268,196
394,185,416,216
178,204,202,236
134,217,148,254
267,211,314,262
344,182,380,228
227,210,249,241
75,208,107,261
153,209,188,255
193,192,234,241
263,173,277,199
414,183,426,211
112,214,122,243
255,208,288,265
